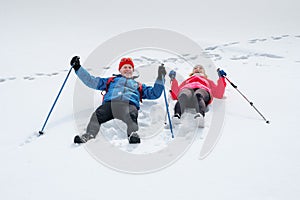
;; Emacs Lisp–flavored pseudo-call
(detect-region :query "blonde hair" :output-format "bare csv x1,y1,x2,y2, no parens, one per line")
189,65,208,78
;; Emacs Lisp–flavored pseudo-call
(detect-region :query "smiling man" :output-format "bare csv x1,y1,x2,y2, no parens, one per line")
71,56,166,144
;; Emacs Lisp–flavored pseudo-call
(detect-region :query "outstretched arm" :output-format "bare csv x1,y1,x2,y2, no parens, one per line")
208,68,227,99
207,77,226,99
71,56,107,90
170,78,179,100
142,79,164,99
142,64,166,99
75,67,108,90
168,70,179,100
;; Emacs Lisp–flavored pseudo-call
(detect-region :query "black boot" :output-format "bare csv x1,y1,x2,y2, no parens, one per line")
128,132,141,144
74,135,86,144
74,133,95,144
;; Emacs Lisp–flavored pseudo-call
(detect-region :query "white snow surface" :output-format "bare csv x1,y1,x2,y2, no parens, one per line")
1,1,300,200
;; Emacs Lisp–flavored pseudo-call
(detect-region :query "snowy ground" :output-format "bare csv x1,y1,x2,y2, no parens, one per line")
1,1,300,200
1,32,300,200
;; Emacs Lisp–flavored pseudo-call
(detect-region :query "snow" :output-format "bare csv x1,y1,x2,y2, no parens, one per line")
1,0,300,199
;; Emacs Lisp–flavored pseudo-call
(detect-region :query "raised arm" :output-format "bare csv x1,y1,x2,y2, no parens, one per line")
207,77,226,99
71,56,107,90
207,68,227,99
168,70,179,100
142,64,166,99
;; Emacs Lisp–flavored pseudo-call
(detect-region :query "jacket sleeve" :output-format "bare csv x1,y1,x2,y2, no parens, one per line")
75,67,107,90
207,77,226,99
141,78,164,100
170,78,179,100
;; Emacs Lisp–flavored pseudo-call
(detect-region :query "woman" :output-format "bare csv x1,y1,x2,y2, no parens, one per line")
169,65,227,127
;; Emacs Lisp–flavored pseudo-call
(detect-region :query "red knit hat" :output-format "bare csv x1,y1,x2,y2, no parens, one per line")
119,57,134,70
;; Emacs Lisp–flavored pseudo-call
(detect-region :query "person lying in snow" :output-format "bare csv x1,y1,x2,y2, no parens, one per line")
71,56,166,144
169,65,227,127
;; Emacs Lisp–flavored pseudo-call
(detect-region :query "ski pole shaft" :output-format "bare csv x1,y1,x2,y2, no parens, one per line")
164,93,171,125
161,65,174,138
39,66,73,135
224,76,270,124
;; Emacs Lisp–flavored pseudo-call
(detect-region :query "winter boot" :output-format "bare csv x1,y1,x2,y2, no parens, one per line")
194,113,205,128
128,132,141,144
74,133,95,144
172,113,181,124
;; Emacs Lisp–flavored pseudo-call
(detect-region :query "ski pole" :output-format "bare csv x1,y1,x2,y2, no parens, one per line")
163,80,172,125
39,66,73,135
223,74,270,124
161,64,174,138
164,94,171,125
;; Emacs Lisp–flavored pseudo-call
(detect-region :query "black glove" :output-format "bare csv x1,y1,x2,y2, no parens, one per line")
70,56,81,71
157,63,166,80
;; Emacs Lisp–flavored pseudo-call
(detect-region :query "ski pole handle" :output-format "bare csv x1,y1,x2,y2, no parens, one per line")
225,77,237,88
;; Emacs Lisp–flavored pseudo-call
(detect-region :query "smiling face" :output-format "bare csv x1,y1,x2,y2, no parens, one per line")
193,65,205,74
119,64,134,78
190,65,207,77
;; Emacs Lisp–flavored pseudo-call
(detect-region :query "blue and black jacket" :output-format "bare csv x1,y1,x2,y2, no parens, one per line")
75,67,164,109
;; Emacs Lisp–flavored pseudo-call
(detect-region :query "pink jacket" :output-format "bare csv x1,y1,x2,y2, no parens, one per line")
170,74,226,104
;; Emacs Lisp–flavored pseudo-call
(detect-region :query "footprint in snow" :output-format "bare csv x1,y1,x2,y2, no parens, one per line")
51,72,59,76
230,55,250,60
23,76,35,80
35,73,45,76
164,58,178,63
254,53,284,59
133,58,143,63
248,38,267,43
223,41,240,46
189,55,198,60
205,46,219,51
271,36,282,40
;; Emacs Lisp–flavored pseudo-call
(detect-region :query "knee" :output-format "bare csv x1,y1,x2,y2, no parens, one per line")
129,110,138,123
195,93,203,100
95,108,108,123
178,93,188,101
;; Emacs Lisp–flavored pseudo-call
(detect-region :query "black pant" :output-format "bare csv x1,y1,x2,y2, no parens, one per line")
86,101,139,137
174,88,210,117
